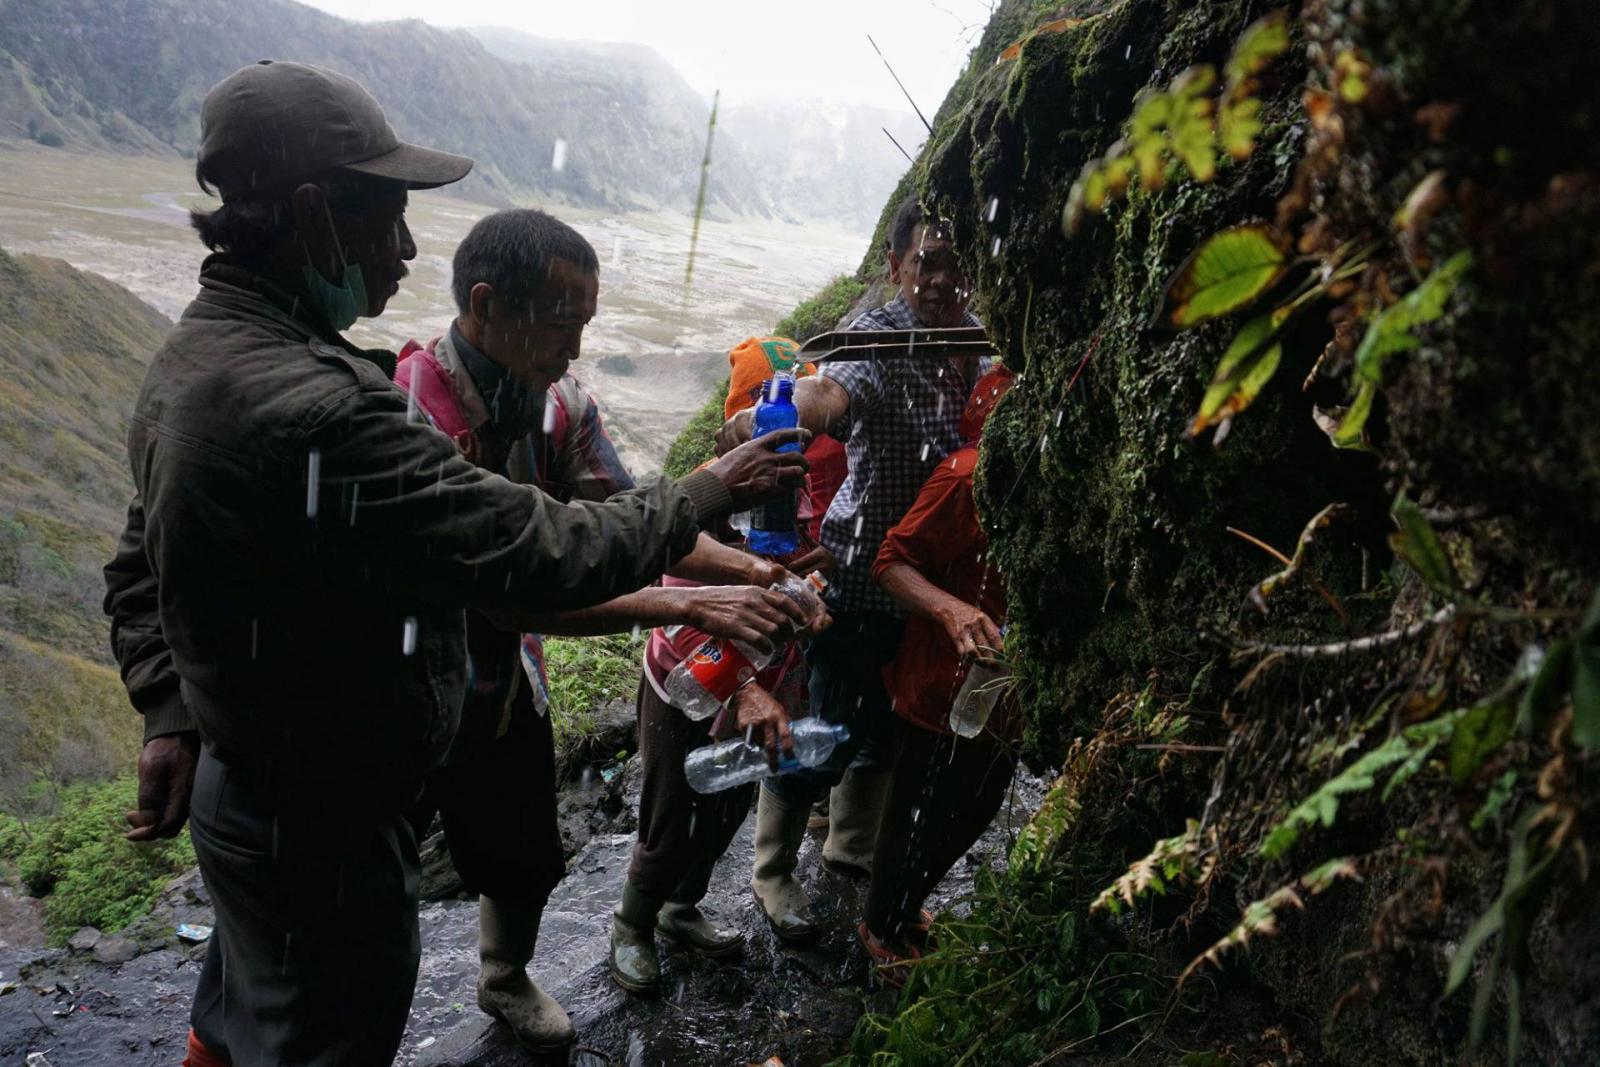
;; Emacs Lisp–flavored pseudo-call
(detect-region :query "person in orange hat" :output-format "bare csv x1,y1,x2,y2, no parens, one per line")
724,336,848,546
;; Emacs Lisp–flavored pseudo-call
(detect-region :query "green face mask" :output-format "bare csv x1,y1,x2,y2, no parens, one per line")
301,199,367,332
301,260,366,332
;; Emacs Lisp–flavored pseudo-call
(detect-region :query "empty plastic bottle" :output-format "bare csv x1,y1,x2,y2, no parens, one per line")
948,657,1011,738
684,719,851,794
747,375,801,557
662,571,829,721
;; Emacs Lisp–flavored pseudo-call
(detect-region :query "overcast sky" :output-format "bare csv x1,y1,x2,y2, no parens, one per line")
298,0,997,116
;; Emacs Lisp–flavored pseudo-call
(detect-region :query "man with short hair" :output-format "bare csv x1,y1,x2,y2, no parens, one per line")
399,209,815,1048
104,61,808,1066
715,194,986,940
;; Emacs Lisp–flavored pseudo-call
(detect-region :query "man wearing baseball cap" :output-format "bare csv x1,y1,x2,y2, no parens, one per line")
103,61,811,1065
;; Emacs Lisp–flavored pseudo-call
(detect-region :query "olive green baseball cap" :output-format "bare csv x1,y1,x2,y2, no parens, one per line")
198,60,473,200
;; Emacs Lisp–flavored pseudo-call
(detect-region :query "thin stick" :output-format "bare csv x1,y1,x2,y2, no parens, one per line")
882,126,915,163
868,35,933,134
683,89,719,298
1233,606,1457,659
1136,743,1227,753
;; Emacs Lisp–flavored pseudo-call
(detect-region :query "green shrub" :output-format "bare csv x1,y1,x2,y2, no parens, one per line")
774,274,866,343
0,776,195,943
543,631,645,755
661,377,730,480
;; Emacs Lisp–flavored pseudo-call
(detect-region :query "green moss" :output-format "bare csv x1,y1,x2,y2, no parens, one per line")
0,775,194,943
661,378,731,480
773,274,866,342
543,631,645,757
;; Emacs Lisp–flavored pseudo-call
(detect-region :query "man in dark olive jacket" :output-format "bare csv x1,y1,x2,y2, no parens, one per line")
102,60,808,1067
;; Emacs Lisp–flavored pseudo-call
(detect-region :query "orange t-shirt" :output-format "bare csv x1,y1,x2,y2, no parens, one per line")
872,446,1011,736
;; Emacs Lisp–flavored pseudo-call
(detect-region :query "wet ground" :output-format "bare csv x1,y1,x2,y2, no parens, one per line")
0,144,865,471
0,752,1043,1067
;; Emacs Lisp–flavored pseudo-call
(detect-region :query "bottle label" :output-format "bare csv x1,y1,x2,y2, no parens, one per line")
750,490,798,534
684,638,756,701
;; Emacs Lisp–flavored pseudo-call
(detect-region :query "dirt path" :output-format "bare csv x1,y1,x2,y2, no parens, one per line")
0,759,1043,1066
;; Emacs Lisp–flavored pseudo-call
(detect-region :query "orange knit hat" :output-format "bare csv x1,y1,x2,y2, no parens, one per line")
725,336,816,420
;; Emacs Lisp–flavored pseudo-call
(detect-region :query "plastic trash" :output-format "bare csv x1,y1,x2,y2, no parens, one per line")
175,923,213,944
684,719,850,794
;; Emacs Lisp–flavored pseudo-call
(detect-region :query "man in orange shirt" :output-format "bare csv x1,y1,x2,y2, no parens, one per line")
860,363,1018,979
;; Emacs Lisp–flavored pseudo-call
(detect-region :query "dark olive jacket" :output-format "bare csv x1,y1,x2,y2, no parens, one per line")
104,257,730,808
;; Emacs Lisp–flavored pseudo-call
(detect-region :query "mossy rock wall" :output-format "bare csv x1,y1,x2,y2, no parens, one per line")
903,0,1600,1061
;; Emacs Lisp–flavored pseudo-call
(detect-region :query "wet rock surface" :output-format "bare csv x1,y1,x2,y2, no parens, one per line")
0,765,1043,1066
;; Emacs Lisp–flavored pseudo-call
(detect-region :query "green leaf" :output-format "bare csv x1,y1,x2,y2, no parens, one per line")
1519,639,1572,734
1327,380,1377,450
1353,251,1473,384
1218,95,1263,160
1389,494,1457,594
1572,587,1600,748
1162,223,1288,328
1259,734,1412,860
1190,311,1286,434
1225,12,1290,85
1168,72,1217,183
1449,692,1517,784
1470,771,1518,831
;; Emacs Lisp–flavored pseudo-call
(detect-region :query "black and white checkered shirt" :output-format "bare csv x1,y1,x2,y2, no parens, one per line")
818,292,986,615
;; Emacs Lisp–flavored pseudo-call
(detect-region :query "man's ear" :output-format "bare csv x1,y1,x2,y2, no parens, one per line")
887,248,902,285
468,281,496,327
290,183,337,274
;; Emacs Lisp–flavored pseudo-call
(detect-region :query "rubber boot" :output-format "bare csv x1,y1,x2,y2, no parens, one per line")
751,787,820,942
657,854,743,957
476,895,576,1053
822,768,892,876
609,881,665,995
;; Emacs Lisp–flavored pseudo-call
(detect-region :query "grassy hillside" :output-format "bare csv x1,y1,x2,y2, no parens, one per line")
0,242,165,805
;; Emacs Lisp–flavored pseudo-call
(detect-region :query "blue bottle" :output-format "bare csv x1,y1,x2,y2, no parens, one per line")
747,375,801,557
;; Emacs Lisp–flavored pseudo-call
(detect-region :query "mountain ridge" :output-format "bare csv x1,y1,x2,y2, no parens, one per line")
0,0,915,227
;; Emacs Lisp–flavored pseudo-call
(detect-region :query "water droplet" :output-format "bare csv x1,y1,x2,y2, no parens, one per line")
305,448,321,518
611,235,624,266
985,197,999,222
1054,409,1063,427
542,400,559,434
402,617,419,656
348,482,360,526
551,138,569,172
990,236,1002,257
853,514,865,537
920,442,931,461
1125,45,1132,60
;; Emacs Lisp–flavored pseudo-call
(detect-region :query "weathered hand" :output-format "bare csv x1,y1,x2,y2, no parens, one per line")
731,684,796,771
713,409,755,457
685,585,811,651
125,732,200,841
939,602,1004,663
784,545,838,580
706,429,812,511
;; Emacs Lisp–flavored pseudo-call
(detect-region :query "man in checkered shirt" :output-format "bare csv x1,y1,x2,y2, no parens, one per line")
716,194,988,941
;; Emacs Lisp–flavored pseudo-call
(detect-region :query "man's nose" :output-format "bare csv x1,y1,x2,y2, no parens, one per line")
396,218,417,261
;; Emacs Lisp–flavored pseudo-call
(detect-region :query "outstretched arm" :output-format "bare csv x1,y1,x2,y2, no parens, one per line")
715,375,851,454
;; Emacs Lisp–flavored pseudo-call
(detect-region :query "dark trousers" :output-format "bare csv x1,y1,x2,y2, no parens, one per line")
628,676,754,902
407,703,565,907
188,747,421,1066
864,718,1017,940
765,611,904,806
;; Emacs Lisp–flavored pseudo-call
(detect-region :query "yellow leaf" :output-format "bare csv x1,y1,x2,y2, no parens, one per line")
1225,11,1291,85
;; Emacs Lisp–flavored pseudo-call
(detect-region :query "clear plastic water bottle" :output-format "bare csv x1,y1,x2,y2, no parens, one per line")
684,719,851,794
747,376,801,557
948,657,1011,738
661,572,828,720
